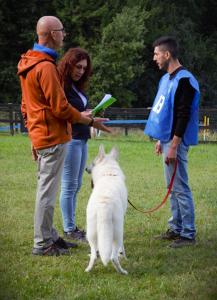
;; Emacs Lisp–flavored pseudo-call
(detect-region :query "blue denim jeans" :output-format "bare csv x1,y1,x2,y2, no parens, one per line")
161,141,196,239
60,139,88,232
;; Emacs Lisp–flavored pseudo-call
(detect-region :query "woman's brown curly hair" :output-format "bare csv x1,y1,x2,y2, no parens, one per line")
57,47,92,93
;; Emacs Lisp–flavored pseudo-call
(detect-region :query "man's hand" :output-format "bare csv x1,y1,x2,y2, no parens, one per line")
79,113,112,133
31,144,38,161
165,145,177,165
93,118,112,133
165,135,181,165
155,140,162,155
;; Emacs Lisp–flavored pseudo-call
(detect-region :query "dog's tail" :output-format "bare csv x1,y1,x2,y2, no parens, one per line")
97,202,113,266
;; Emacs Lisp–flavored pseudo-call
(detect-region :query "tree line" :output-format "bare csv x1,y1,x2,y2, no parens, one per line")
0,0,217,108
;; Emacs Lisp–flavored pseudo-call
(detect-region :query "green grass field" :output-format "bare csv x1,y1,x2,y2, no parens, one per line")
0,133,216,300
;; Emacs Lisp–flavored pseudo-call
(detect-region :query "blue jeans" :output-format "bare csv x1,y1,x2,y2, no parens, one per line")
161,141,196,239
60,139,88,232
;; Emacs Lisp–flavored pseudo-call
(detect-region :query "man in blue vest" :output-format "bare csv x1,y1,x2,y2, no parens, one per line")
145,36,200,248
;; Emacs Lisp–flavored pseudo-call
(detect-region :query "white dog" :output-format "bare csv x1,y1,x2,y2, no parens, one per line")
85,145,128,275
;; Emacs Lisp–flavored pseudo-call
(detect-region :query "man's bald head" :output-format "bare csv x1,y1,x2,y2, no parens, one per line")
36,16,65,49
36,16,62,35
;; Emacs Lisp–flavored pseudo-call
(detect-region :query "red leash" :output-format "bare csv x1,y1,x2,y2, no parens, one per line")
128,159,178,214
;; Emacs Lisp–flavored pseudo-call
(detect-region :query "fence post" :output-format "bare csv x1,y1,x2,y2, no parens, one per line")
8,103,14,136
124,127,128,136
15,112,19,133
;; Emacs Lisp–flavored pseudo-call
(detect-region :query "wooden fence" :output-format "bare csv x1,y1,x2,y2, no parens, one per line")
0,103,217,139
0,103,24,135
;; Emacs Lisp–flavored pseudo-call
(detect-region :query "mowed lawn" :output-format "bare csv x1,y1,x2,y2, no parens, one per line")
0,133,216,300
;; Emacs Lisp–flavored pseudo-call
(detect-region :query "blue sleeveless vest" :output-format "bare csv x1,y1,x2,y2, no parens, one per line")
144,69,200,145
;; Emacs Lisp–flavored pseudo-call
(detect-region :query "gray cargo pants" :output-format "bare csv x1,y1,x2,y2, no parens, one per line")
34,143,67,249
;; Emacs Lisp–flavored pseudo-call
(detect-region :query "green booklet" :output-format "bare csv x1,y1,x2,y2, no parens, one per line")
92,94,117,116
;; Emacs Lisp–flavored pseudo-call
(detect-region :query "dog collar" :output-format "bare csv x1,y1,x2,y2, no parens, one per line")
91,174,118,189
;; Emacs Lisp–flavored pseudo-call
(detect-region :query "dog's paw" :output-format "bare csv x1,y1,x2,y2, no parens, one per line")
121,269,128,275
85,267,91,272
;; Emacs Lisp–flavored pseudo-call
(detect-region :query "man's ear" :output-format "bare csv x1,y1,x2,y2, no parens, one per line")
50,30,58,42
165,50,171,59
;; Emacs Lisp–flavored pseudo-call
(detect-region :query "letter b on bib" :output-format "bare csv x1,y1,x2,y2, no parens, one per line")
153,95,165,114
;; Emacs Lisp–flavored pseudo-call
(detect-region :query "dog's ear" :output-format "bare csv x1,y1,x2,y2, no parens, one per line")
109,146,119,160
97,144,105,161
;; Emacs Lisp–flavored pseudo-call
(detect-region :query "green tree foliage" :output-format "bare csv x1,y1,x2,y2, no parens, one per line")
0,0,56,103
0,0,217,107
54,0,123,52
142,0,217,106
90,6,149,107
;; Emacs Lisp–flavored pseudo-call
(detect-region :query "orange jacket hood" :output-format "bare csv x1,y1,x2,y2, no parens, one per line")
17,50,55,76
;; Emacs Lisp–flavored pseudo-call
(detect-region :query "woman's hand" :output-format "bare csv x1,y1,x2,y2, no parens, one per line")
82,109,93,118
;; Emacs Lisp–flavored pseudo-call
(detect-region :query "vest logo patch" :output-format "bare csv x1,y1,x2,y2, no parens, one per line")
153,95,165,114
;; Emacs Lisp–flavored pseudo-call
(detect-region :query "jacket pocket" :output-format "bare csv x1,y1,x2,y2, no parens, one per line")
42,109,49,136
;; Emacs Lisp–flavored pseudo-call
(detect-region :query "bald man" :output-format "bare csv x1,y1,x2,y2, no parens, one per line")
17,16,110,256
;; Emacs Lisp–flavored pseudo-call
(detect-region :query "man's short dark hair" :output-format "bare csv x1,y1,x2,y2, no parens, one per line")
153,36,178,59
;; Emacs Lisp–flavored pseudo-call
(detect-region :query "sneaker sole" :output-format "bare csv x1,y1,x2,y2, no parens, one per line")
64,235,87,243
154,235,180,241
32,248,70,256
168,241,196,248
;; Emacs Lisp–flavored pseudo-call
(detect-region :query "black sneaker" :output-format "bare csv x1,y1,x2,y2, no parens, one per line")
154,229,180,240
169,237,196,248
54,237,78,249
32,243,70,256
64,227,87,242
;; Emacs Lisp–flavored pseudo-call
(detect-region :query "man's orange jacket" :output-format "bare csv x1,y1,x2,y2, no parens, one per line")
17,50,81,149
